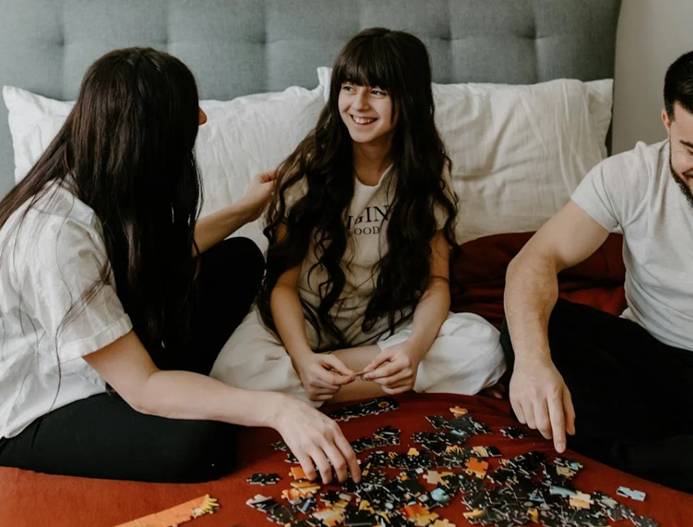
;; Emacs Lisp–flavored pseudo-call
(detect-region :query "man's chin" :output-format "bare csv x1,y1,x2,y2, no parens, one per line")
671,164,693,209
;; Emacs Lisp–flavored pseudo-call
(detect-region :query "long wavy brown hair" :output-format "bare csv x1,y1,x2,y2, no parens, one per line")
258,28,458,349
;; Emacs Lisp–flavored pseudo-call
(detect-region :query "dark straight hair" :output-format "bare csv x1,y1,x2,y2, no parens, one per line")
258,28,458,348
0,47,202,367
664,50,693,119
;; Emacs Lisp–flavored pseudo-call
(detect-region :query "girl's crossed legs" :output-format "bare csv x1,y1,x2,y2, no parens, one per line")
210,310,506,405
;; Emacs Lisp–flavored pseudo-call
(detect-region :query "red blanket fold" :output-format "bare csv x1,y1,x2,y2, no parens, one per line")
451,232,627,327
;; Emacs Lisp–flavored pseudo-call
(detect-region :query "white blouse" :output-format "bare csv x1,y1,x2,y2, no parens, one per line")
0,182,132,439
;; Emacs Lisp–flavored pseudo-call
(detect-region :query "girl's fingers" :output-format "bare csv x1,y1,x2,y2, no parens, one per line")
311,376,339,390
371,369,410,387
313,393,336,401
364,359,401,381
322,355,353,376
364,350,392,373
382,385,411,395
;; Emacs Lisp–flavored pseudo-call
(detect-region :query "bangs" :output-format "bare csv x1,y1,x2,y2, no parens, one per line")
333,38,396,91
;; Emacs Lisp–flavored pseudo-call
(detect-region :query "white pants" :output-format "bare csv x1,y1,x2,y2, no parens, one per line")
210,309,506,406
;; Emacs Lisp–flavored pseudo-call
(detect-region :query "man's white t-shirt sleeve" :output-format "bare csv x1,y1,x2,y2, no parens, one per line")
570,146,651,232
17,215,133,363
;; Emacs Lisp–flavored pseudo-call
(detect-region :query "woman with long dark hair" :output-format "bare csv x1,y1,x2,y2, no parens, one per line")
211,28,505,404
0,47,360,484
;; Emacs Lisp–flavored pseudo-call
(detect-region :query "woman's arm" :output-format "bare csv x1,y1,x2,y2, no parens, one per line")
193,171,276,254
83,331,360,483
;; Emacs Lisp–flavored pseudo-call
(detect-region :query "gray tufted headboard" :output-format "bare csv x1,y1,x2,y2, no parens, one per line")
0,0,621,198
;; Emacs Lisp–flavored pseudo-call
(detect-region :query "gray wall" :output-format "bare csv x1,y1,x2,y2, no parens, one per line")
612,0,693,154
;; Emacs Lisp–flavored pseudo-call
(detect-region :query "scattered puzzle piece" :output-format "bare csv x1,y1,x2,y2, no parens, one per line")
449,406,468,418
247,472,280,485
115,494,219,527
291,466,308,480
617,486,646,501
424,470,453,485
500,426,526,439
465,457,489,479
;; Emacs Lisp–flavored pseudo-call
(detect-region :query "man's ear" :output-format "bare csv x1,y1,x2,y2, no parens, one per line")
662,107,672,132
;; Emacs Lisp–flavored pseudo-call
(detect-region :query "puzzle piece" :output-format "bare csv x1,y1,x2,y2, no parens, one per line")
500,426,526,439
424,470,453,485
247,473,281,485
115,495,219,527
617,486,646,501
449,406,468,418
465,458,489,479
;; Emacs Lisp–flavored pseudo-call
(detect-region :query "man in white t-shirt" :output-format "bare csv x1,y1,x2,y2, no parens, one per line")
502,50,693,493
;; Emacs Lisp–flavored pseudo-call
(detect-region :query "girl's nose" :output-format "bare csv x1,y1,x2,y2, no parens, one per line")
353,89,369,110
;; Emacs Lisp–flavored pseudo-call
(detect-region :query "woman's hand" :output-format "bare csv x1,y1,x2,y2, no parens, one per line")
238,170,277,222
362,341,421,394
274,395,361,484
294,352,355,402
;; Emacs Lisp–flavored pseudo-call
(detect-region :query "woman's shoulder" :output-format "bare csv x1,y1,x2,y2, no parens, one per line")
2,181,107,266
34,181,100,227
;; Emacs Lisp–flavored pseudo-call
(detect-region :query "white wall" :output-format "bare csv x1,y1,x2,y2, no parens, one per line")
612,0,693,154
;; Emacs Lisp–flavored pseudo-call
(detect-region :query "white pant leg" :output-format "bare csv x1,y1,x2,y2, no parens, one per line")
377,312,506,395
210,309,320,407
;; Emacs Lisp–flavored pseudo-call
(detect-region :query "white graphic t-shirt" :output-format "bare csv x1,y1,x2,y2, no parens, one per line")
299,166,394,346
291,166,452,347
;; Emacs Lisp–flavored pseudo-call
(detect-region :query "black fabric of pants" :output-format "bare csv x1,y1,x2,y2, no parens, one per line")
0,237,264,483
501,299,693,494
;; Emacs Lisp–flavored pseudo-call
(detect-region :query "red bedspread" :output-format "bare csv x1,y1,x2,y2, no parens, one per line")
451,232,627,327
2,394,691,526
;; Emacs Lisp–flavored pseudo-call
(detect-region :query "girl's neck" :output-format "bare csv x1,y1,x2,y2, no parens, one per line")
352,141,393,187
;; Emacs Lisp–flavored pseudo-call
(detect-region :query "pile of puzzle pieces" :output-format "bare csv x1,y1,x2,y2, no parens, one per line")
245,397,658,527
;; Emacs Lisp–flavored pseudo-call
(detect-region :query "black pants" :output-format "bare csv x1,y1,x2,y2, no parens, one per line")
0,237,264,483
501,299,693,494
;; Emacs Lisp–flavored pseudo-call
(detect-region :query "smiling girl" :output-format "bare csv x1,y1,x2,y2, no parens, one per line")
211,28,505,404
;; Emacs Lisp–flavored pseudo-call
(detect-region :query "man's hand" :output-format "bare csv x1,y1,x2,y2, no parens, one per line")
509,356,576,452
362,342,421,395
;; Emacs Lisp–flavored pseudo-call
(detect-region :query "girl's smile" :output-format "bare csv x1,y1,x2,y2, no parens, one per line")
339,82,395,146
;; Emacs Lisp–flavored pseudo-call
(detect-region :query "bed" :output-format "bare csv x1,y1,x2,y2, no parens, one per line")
3,0,692,526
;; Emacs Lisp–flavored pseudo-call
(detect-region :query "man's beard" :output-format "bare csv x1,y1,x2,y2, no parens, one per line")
670,156,693,209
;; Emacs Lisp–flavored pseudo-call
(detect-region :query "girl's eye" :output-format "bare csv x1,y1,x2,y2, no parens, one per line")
341,84,355,92
371,89,387,96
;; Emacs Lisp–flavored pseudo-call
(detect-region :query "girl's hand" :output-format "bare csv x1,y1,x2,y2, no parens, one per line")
294,353,355,402
362,342,421,394
274,395,361,484
238,170,277,221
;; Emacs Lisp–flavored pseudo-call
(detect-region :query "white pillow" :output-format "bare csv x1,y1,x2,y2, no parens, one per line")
317,67,613,243
2,84,325,249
